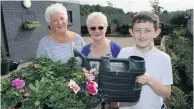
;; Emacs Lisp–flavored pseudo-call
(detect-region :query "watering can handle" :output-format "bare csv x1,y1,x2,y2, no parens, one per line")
134,82,143,91
87,57,129,63
73,48,92,71
134,72,145,91
109,58,129,63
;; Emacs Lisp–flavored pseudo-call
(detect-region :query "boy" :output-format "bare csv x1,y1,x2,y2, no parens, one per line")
119,11,173,109
84,11,173,109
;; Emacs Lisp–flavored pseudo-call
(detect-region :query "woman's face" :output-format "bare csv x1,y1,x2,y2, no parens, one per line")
88,17,107,41
50,11,68,34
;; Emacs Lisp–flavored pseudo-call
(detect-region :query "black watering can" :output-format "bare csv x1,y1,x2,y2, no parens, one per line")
74,48,146,103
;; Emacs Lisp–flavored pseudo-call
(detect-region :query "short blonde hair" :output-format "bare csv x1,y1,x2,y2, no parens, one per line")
86,12,108,27
45,3,68,24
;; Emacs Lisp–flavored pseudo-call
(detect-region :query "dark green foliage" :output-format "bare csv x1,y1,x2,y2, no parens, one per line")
165,28,193,108
163,10,168,14
162,23,173,35
170,11,188,28
166,28,193,88
80,4,125,16
112,19,119,24
117,23,131,36
165,86,191,109
154,36,162,45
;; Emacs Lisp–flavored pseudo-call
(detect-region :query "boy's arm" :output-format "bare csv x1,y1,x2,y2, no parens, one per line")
136,73,171,98
137,55,173,98
147,75,171,98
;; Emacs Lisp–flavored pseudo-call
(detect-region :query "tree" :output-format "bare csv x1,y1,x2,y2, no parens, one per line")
149,0,163,14
95,4,102,12
80,4,125,16
170,11,187,27
163,10,168,14
107,1,113,7
81,11,86,16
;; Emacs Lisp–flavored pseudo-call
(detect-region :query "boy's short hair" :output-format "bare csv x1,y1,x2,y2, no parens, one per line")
131,11,159,30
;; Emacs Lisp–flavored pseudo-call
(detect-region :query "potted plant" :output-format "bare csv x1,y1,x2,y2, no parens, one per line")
1,53,11,75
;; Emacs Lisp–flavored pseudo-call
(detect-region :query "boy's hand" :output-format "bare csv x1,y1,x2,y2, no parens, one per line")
136,73,152,85
83,68,96,81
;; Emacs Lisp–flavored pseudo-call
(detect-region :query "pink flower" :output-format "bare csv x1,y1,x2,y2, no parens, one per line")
11,78,25,90
86,81,98,95
68,79,80,94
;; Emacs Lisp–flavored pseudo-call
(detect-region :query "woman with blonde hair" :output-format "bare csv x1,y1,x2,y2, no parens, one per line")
82,12,121,109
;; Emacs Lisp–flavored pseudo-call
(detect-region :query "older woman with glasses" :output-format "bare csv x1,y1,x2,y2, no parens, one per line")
82,12,121,109
36,3,85,63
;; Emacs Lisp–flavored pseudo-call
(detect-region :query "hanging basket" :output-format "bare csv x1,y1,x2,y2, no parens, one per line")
22,9,40,30
23,21,40,30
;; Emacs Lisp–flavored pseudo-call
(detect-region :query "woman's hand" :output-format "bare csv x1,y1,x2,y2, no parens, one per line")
83,68,96,81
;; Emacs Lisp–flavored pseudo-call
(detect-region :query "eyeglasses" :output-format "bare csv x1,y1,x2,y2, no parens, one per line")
90,26,104,31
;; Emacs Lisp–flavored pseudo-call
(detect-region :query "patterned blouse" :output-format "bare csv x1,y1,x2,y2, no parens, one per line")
88,50,113,75
36,34,85,63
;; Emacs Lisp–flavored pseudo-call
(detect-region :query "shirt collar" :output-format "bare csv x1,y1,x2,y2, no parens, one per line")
133,46,157,57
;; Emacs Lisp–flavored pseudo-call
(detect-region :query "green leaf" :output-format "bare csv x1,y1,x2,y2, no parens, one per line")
41,90,51,99
14,91,20,96
24,93,30,97
23,98,29,101
19,89,24,93
35,80,40,90
34,100,40,106
29,84,36,91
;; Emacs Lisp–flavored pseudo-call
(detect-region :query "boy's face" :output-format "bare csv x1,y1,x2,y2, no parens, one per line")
129,21,161,49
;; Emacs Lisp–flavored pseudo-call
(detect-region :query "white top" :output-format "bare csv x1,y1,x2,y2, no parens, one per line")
118,46,173,109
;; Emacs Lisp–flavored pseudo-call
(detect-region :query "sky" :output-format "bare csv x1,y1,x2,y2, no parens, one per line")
77,0,194,13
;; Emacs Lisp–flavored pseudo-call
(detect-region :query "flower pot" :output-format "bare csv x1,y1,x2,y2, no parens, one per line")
1,60,10,75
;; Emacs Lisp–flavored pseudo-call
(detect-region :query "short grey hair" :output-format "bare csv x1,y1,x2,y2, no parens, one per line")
86,12,108,27
45,3,68,24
